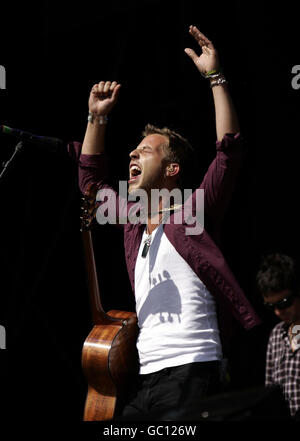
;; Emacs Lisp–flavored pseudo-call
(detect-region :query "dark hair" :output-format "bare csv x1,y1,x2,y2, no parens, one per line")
256,253,299,295
142,123,194,189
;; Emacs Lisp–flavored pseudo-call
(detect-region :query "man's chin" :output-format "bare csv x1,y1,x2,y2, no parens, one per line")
128,183,139,194
129,175,147,192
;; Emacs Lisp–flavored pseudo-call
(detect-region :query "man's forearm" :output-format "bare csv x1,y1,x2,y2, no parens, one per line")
82,121,106,155
211,83,240,141
81,81,121,155
184,25,240,141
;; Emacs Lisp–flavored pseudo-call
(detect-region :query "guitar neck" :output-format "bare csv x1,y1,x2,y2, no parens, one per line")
80,183,123,326
81,229,112,325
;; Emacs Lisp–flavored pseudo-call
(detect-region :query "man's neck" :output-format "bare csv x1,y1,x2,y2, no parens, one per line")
145,186,179,234
146,211,163,235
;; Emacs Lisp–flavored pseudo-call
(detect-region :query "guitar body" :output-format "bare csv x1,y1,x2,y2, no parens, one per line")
82,310,139,421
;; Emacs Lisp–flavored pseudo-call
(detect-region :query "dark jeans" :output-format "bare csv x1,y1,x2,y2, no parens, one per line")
117,361,221,421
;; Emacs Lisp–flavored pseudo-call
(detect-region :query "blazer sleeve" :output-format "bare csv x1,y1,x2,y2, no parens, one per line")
199,132,243,234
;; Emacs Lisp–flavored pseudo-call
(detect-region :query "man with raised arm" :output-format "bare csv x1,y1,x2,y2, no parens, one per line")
75,26,261,420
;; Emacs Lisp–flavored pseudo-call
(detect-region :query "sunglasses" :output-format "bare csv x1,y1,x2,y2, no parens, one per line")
264,293,296,311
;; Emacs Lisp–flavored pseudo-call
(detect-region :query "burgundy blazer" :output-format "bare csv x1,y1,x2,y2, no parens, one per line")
68,133,261,352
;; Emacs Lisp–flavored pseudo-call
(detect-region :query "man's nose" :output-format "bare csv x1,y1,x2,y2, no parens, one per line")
274,308,282,318
129,148,139,159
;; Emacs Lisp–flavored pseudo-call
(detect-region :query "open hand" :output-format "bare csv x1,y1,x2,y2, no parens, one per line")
88,81,121,116
184,26,220,75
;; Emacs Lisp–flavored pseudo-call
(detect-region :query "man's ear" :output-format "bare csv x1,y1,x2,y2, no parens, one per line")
165,163,180,177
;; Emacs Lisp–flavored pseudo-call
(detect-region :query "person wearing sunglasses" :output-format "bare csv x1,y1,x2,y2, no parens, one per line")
256,253,300,419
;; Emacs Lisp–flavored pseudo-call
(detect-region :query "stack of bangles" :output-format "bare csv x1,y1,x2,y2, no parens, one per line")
202,69,228,88
87,112,108,125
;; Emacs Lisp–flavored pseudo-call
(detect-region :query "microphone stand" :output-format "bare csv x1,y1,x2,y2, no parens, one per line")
0,141,24,181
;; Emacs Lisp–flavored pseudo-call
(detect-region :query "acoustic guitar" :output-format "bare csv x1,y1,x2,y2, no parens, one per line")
80,183,139,421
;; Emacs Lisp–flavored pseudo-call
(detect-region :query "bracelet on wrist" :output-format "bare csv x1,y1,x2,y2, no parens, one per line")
209,74,228,88
88,112,108,125
201,68,228,87
201,68,222,79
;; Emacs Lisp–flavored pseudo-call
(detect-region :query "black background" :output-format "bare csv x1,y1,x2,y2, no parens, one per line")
0,0,299,429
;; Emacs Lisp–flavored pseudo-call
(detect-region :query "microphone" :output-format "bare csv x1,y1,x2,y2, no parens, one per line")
0,125,64,153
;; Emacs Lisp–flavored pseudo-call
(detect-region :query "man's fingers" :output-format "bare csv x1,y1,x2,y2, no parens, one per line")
189,25,209,42
110,81,117,91
111,83,121,100
103,81,111,93
98,81,105,93
189,25,213,48
92,81,121,100
202,46,211,56
184,48,198,62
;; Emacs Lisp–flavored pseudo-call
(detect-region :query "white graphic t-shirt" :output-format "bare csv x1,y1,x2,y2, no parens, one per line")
134,224,222,374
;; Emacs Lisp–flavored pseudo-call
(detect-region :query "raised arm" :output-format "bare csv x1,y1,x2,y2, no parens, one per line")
82,81,121,155
184,26,239,141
